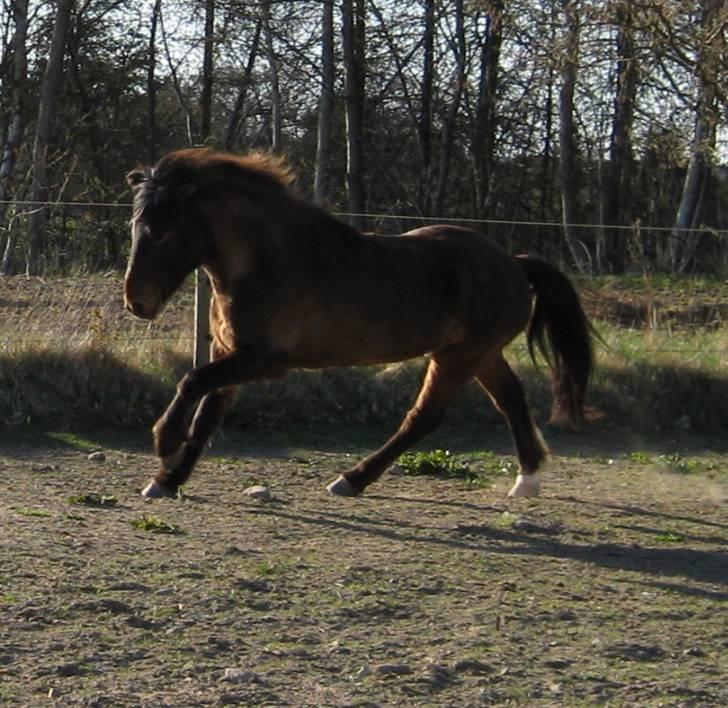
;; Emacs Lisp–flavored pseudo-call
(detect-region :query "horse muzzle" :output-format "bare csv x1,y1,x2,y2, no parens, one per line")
124,285,162,320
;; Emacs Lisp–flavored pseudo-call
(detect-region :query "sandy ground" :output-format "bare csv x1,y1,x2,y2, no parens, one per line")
1,426,726,707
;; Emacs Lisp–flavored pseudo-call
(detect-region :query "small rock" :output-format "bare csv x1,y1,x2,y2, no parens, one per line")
423,662,454,686
223,668,261,684
454,659,495,675
87,451,106,463
77,598,132,615
125,615,156,630
511,516,561,534
56,663,83,677
375,663,413,676
242,485,272,501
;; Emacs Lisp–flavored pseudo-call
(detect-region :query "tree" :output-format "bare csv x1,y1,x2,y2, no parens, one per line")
27,0,74,274
670,0,724,271
433,0,466,216
558,0,588,272
261,0,281,152
199,0,214,144
342,0,366,228
0,0,29,273
146,0,162,162
418,0,435,214
602,0,638,272
314,0,335,203
223,15,261,151
472,1,504,219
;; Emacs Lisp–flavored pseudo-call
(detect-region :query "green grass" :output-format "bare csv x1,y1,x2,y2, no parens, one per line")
16,508,52,518
398,449,514,488
654,531,686,543
130,515,184,535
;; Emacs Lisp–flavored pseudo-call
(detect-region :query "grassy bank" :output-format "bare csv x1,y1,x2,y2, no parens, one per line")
0,274,726,434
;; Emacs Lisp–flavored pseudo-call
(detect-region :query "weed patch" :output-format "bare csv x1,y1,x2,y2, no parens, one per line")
397,449,514,488
130,515,184,535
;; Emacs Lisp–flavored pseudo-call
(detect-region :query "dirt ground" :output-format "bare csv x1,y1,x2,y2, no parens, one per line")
0,425,726,707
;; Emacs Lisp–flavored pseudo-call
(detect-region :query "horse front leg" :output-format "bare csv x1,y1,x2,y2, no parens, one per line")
146,347,288,496
142,388,235,498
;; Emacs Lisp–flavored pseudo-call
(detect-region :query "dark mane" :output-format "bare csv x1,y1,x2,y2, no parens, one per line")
157,148,296,189
130,148,297,224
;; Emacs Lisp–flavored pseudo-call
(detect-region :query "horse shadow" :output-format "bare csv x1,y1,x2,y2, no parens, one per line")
248,498,728,599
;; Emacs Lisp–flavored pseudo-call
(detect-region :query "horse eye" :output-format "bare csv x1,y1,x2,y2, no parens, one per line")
140,222,165,242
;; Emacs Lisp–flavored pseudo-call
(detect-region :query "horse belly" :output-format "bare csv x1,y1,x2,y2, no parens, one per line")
280,297,463,369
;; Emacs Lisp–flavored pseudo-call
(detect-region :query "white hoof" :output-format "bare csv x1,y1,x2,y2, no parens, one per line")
326,475,361,497
141,479,175,499
508,473,541,498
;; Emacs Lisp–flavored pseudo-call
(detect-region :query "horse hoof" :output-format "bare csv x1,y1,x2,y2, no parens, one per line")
508,473,541,498
141,479,176,499
326,475,362,497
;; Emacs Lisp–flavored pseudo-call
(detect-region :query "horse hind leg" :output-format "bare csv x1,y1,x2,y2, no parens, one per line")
142,388,234,498
327,353,472,497
475,354,548,497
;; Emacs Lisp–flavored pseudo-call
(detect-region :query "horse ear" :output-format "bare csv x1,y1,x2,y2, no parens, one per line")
126,167,148,191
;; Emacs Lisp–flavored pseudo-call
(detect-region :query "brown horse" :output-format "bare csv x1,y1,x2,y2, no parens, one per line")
124,148,594,500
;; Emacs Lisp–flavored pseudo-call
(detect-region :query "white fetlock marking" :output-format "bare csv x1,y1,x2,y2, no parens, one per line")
326,475,361,497
508,473,542,498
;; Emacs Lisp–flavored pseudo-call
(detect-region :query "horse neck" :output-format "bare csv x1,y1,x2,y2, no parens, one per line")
291,200,363,251
202,194,363,293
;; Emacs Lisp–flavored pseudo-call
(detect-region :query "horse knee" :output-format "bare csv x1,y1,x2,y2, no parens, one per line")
178,370,202,400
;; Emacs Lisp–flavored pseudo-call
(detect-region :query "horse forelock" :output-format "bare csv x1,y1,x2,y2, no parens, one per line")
131,169,162,224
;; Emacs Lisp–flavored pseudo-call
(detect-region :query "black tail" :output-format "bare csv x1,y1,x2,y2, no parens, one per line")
517,255,594,427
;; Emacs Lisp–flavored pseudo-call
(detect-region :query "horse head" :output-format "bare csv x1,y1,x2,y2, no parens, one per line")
124,154,208,320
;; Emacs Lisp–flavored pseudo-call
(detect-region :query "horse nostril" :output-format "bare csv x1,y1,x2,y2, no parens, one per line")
128,300,146,318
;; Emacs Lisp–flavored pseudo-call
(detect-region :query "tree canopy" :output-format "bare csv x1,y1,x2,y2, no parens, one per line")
1,0,726,274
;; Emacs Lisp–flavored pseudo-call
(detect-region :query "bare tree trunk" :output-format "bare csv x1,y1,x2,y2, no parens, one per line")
262,1,282,153
603,1,637,272
27,0,74,275
473,1,503,219
670,0,721,273
199,0,215,144
224,19,261,151
159,4,195,145
342,0,366,228
558,0,588,272
0,0,29,199
433,0,465,216
146,0,162,162
314,0,335,203
418,0,435,214
0,0,30,271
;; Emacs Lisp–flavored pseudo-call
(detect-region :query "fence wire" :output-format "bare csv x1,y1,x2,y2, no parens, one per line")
0,274,725,358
